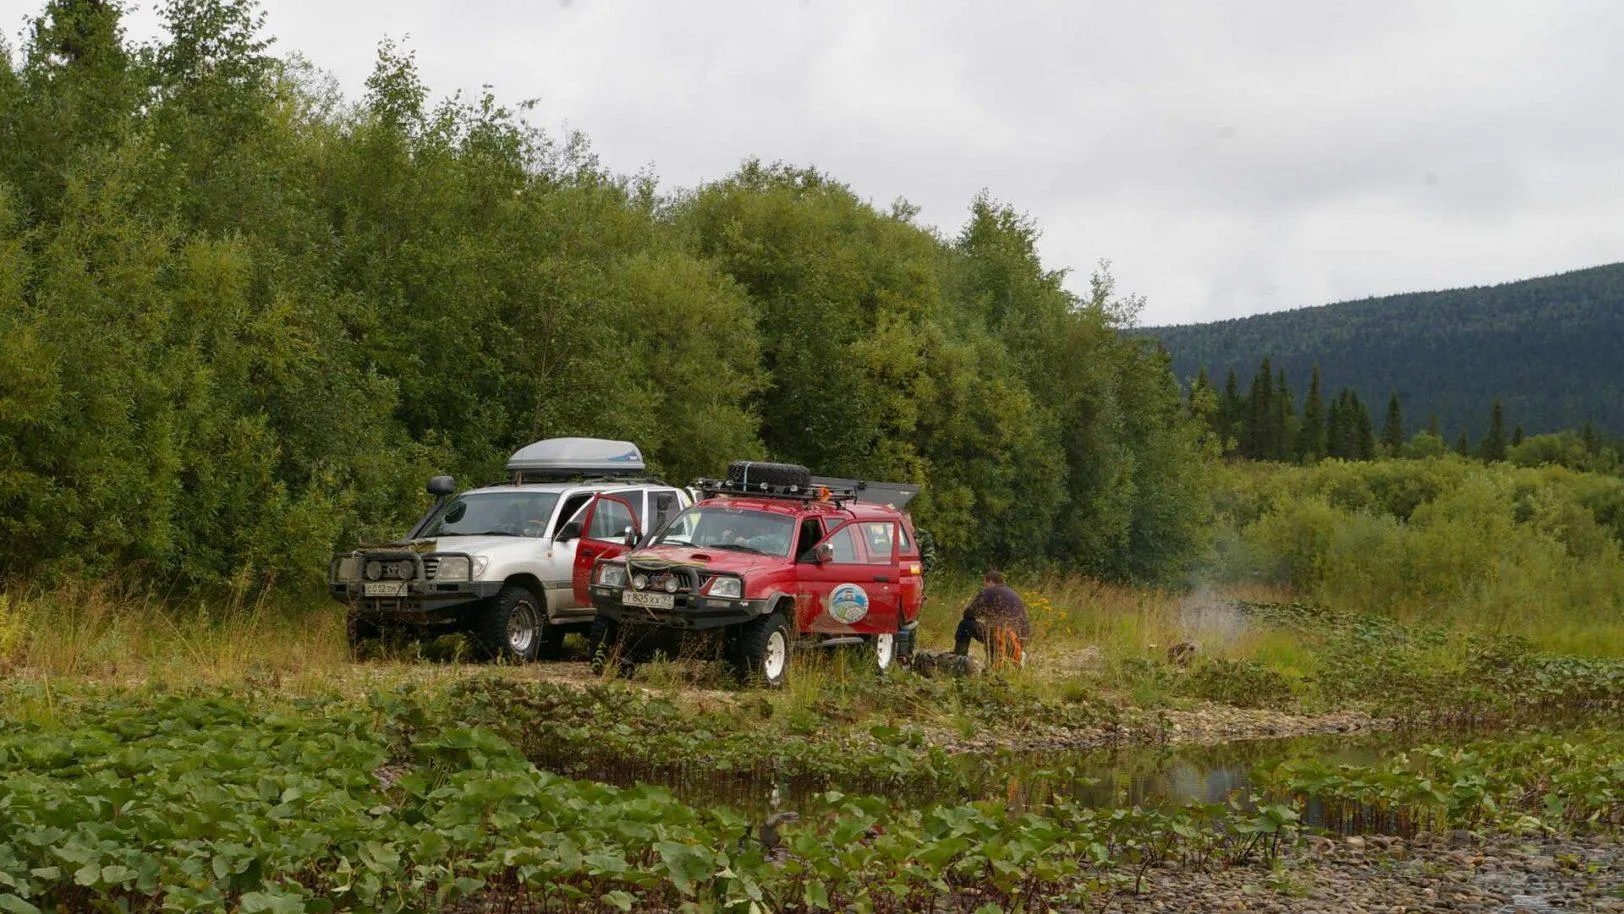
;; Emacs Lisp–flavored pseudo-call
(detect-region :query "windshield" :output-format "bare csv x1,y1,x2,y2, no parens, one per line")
652,505,796,557
422,492,561,539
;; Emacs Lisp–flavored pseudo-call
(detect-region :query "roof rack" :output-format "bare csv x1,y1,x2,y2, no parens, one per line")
504,473,666,486
694,477,859,505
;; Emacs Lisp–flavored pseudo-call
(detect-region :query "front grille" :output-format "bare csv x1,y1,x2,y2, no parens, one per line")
629,562,699,593
422,557,440,581
363,554,419,581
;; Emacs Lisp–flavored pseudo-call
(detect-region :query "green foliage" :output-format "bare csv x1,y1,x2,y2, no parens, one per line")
1212,458,1624,646
1176,658,1297,710
2,686,1618,912
1150,262,1624,440
0,687,1312,912
1267,731,1624,835
1233,600,1624,721
0,0,1213,592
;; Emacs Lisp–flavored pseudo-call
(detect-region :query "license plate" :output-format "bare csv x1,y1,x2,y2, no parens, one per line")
623,590,675,609
364,582,408,597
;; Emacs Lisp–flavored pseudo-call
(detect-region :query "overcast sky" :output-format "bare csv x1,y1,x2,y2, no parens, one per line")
14,0,1624,325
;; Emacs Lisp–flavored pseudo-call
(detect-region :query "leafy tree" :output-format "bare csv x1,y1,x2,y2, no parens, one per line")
1401,430,1447,459
0,1,1217,592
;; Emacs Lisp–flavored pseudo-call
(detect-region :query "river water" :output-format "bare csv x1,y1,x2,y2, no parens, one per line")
540,726,1501,827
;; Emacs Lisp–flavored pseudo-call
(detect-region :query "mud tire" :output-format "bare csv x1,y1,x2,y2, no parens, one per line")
345,611,381,654
474,584,546,662
728,610,793,687
726,461,812,490
588,614,632,677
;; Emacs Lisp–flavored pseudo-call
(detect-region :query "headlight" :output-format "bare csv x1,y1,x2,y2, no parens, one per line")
335,556,361,582
598,563,628,587
709,577,743,600
436,556,471,581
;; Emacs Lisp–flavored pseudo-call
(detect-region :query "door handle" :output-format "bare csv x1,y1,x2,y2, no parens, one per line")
872,574,890,583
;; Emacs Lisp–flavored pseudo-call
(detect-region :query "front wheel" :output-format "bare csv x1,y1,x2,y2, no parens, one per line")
730,610,792,687
474,585,546,662
345,611,381,655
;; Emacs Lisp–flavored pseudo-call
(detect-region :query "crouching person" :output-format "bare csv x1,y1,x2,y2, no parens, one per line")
953,570,1031,668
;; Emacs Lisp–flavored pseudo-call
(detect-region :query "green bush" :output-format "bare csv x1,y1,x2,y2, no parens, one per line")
1214,458,1624,648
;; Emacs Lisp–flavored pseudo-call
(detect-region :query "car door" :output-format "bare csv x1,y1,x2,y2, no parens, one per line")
853,520,903,635
570,494,641,606
796,521,892,635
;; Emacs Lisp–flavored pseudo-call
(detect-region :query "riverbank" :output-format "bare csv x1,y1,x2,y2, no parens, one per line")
1108,832,1624,913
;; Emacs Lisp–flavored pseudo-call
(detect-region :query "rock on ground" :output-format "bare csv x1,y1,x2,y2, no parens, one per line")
1092,834,1623,913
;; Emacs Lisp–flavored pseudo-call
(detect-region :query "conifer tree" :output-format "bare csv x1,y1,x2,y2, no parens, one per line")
1351,392,1376,460
1272,368,1295,461
1295,365,1326,462
1242,358,1274,459
1221,369,1242,455
1382,392,1405,456
1428,414,1440,437
1511,424,1524,448
1481,400,1508,462
1325,390,1348,459
1456,431,1472,457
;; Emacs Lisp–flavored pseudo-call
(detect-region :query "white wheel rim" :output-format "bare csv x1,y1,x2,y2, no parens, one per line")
508,603,537,653
764,630,787,680
875,633,894,670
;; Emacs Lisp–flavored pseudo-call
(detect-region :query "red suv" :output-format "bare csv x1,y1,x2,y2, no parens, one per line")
578,462,924,685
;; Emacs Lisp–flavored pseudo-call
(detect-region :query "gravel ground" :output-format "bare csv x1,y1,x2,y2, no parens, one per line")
1095,833,1624,913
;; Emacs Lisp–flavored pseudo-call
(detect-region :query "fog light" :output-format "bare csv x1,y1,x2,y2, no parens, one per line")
663,577,678,594
365,560,383,581
632,574,647,590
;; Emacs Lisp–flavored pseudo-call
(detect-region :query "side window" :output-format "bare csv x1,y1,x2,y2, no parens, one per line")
860,522,896,564
588,498,634,539
652,490,681,532
825,525,859,563
896,521,914,554
796,518,824,560
554,493,593,535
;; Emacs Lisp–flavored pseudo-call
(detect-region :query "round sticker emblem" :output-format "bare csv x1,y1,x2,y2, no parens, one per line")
828,584,870,624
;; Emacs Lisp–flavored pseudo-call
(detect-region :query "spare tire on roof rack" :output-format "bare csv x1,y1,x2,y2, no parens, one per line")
726,460,812,490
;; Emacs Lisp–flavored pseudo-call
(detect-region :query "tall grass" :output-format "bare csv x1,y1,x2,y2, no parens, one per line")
0,581,350,686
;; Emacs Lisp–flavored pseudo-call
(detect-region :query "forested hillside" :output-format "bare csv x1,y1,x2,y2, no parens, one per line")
0,0,1211,593
1149,263,1624,440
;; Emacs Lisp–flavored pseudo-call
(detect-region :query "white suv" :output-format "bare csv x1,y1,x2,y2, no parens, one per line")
329,439,690,660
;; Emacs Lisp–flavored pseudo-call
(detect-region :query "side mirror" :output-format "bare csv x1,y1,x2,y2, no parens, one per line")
556,521,582,543
814,542,835,564
622,526,638,548
427,475,456,498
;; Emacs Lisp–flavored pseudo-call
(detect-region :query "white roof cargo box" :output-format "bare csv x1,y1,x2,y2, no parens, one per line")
506,438,646,479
